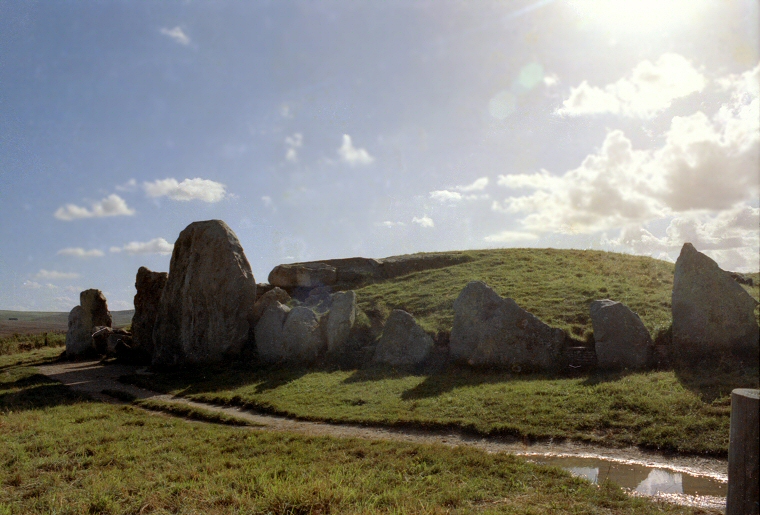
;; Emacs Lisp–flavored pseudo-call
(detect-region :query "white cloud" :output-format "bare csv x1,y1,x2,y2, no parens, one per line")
484,231,539,243
558,53,706,118
412,215,434,228
376,221,406,228
456,177,489,192
54,194,135,221
35,270,80,281
160,26,190,46
56,248,105,258
338,134,374,166
543,74,559,87
23,281,42,289
430,190,463,202
143,178,227,202
115,178,138,192
496,63,759,234
110,238,174,256
285,133,303,163
604,204,760,272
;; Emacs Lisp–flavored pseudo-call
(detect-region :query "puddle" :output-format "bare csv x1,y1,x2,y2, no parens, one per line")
530,455,727,497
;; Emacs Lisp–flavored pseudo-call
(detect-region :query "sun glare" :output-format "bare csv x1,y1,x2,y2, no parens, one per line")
568,0,712,33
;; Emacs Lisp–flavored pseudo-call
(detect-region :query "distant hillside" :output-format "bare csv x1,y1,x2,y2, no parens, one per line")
0,310,134,337
352,248,760,341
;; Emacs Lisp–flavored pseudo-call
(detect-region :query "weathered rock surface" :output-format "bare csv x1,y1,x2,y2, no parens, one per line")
255,282,275,302
282,306,325,363
65,306,89,356
450,281,565,370
269,262,337,289
266,253,472,291
65,289,112,357
252,287,290,324
254,302,291,363
326,291,356,353
590,299,653,370
380,253,471,280
152,220,257,366
672,243,759,365
132,266,168,359
373,309,433,366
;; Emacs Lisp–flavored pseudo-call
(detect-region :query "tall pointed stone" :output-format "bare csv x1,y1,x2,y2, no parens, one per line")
672,243,759,366
152,220,256,366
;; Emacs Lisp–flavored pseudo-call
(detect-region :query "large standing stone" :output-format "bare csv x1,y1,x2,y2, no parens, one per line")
254,302,291,363
373,309,433,366
326,291,356,353
152,220,257,366
282,306,325,363
672,243,759,365
132,266,168,360
450,281,565,371
65,289,112,357
590,299,653,370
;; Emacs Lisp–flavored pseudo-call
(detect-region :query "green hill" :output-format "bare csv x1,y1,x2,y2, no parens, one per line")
352,248,759,341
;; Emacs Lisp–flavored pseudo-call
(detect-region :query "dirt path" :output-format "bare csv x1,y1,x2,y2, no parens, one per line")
37,360,728,510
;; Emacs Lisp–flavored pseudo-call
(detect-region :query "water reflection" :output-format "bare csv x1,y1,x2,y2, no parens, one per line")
532,456,726,498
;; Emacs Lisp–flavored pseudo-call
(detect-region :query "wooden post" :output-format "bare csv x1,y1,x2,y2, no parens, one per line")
727,388,759,515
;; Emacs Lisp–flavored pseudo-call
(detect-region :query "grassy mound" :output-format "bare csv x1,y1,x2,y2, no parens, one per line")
352,248,759,339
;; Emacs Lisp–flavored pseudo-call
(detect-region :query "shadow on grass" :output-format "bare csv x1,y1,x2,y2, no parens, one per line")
121,362,310,396
674,364,759,403
0,374,89,412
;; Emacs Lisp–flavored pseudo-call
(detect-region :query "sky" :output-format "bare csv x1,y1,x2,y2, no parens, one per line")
1,0,758,312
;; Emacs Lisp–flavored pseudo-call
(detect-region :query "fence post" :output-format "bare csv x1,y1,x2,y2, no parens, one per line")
727,388,759,515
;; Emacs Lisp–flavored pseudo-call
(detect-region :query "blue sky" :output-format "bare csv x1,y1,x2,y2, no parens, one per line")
1,0,758,311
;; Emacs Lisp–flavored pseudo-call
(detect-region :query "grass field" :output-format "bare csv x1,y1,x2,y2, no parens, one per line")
353,248,759,340
0,349,715,515
122,361,758,457
0,309,134,338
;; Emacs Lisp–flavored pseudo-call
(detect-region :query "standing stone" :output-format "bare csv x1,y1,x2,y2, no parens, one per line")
65,306,89,356
152,220,257,366
282,306,325,363
373,309,433,366
65,289,112,357
590,299,653,370
326,291,356,353
254,302,291,363
132,267,168,360
672,243,759,366
450,281,565,371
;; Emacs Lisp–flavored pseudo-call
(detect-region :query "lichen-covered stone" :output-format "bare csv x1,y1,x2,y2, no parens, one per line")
591,299,653,370
373,309,433,367
672,243,759,366
65,289,112,357
152,220,257,366
325,291,356,353
282,306,325,363
450,281,565,371
254,302,290,363
132,266,168,360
